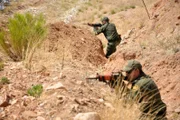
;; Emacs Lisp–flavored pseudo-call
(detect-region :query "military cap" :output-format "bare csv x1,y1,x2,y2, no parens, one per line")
123,60,142,72
101,16,109,22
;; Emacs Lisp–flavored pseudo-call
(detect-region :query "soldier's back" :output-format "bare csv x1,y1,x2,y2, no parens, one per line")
134,75,167,119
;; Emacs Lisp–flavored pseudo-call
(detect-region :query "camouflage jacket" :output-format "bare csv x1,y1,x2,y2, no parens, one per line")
130,74,166,114
94,22,120,42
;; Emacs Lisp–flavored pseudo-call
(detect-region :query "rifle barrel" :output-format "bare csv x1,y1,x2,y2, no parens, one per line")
86,77,98,80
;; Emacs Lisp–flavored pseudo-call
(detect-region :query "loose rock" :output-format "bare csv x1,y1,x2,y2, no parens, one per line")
74,112,101,120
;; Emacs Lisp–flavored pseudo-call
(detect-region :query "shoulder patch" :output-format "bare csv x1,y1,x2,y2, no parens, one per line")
132,85,139,91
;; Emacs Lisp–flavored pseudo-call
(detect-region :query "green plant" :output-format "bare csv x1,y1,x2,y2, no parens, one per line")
85,2,93,6
1,77,10,84
110,10,116,14
27,84,43,97
78,9,83,13
129,5,136,9
0,13,47,68
119,5,136,11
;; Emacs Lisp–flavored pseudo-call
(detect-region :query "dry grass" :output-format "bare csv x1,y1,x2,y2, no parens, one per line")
100,94,140,120
99,75,141,120
139,33,180,54
99,74,168,120
156,35,180,53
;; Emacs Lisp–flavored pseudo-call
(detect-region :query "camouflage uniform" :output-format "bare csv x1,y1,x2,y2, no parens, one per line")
123,60,167,120
94,19,121,58
130,74,167,120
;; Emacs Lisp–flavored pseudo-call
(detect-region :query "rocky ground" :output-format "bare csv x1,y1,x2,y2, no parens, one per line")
0,0,180,120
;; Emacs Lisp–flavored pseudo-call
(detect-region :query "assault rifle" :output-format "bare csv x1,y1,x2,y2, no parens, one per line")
86,71,128,98
86,72,125,88
86,23,102,27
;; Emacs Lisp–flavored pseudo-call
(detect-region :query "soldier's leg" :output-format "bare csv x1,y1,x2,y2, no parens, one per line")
105,42,116,58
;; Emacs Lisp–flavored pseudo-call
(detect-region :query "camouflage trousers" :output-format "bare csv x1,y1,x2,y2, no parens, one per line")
105,40,120,58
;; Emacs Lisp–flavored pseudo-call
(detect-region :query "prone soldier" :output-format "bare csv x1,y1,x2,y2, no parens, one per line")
86,60,167,120
122,60,167,120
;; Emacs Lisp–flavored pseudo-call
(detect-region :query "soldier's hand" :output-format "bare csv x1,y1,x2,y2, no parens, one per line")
87,23,92,26
123,80,132,89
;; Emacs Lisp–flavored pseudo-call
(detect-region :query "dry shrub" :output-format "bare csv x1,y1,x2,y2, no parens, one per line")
100,95,140,120
139,34,180,54
156,35,180,53
100,74,141,120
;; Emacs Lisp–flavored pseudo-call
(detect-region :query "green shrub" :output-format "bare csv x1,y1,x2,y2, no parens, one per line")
85,2,93,6
27,84,43,97
0,13,47,68
129,5,136,9
1,77,10,84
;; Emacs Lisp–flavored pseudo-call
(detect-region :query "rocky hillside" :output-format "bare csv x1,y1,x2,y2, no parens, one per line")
0,0,179,120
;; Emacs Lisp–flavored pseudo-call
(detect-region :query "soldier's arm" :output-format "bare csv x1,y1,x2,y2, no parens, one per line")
93,24,107,35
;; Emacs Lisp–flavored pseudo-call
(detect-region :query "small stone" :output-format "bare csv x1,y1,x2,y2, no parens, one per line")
10,99,18,105
59,72,66,79
53,77,59,81
0,95,11,107
104,102,115,111
55,117,62,120
175,107,180,113
37,116,45,120
74,112,101,120
22,111,37,119
76,81,83,85
46,82,66,90
97,99,104,103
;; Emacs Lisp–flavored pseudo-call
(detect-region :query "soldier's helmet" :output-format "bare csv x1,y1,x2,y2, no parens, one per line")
123,60,142,72
101,16,109,22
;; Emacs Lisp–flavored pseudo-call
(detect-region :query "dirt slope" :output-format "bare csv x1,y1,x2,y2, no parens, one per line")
103,0,180,119
46,22,106,66
0,21,108,120
0,0,180,120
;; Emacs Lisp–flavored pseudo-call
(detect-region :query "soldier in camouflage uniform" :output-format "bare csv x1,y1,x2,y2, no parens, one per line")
93,16,121,58
123,60,167,120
